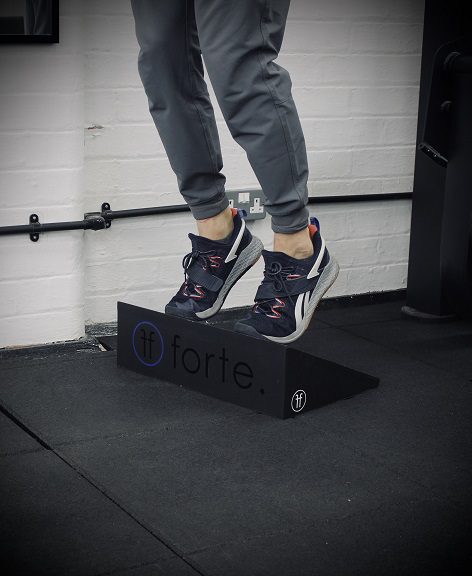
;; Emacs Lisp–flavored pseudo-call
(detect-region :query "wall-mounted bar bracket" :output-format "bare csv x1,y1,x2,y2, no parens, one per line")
29,214,40,242
101,202,112,228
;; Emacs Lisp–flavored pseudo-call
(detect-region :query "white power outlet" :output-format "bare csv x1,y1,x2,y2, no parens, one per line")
225,189,266,220
250,197,264,214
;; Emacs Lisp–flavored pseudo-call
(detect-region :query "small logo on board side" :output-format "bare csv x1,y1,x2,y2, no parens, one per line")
291,389,307,413
132,321,164,367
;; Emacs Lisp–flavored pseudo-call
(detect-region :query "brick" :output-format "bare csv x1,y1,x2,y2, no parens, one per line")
0,168,83,209
85,89,150,125
85,157,177,195
350,86,420,116
334,262,408,295
60,0,85,17
0,235,83,279
309,207,349,241
288,0,389,21
0,131,83,171
295,54,421,86
304,117,389,149
0,274,83,317
85,53,141,89
0,54,84,94
330,237,381,267
308,149,352,179
307,179,355,197
350,23,423,53
86,258,161,295
284,21,351,53
294,87,351,118
304,116,417,150
350,176,414,194
351,146,416,177
84,14,138,54
383,117,418,145
377,234,411,263
1,93,83,132
85,0,132,16
84,124,166,159
0,308,84,348
344,203,412,237
384,0,425,23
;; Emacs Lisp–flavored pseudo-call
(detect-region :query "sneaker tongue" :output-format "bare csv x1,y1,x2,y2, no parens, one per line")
188,233,218,251
261,249,296,267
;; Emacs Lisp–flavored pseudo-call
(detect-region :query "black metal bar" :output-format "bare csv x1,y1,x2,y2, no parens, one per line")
101,193,413,220
102,204,191,220
0,217,105,237
308,192,412,204
0,192,412,239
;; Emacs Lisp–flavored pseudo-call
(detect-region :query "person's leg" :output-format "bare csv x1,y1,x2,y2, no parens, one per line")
130,0,263,319
193,0,338,340
194,0,312,257
130,0,230,234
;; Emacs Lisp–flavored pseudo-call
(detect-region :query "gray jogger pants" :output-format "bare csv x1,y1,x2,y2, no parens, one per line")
130,0,309,233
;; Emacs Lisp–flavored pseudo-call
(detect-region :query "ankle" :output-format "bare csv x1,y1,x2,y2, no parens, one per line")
273,228,314,259
197,207,234,241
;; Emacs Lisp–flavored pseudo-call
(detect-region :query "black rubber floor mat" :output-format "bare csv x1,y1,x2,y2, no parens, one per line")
1,314,471,576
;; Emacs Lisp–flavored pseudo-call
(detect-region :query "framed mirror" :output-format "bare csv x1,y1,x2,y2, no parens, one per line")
0,0,59,43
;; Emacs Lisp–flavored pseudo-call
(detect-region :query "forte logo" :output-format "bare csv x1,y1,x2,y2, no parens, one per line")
132,321,164,367
131,322,254,389
171,334,254,389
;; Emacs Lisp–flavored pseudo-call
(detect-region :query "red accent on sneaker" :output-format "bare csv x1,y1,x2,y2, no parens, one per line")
308,223,318,237
182,282,205,299
266,298,285,319
209,255,222,268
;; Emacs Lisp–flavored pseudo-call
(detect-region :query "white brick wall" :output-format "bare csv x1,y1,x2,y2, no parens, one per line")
0,0,424,347
0,0,85,348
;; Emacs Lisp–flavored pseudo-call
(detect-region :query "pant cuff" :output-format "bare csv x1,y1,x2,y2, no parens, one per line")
270,206,310,234
189,191,229,220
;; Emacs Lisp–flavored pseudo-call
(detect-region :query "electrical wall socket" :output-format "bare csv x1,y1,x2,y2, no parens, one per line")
226,189,266,221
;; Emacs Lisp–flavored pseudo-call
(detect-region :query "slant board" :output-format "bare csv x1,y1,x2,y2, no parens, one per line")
117,302,379,419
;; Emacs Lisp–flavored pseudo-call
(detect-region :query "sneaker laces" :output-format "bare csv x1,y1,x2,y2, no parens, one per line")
254,260,296,313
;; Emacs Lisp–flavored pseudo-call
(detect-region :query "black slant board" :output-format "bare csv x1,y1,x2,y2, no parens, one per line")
117,302,379,419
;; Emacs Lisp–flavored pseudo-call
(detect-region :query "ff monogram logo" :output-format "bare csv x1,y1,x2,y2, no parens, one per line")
132,321,164,367
291,389,307,413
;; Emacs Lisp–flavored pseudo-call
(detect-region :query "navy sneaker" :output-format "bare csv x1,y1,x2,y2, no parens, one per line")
234,217,339,343
165,208,263,320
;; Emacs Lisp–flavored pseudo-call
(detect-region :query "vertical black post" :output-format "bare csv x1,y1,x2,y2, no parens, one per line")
441,68,472,318
404,0,472,320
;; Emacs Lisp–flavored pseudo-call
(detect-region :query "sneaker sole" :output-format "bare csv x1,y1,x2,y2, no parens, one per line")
264,255,339,344
165,236,264,321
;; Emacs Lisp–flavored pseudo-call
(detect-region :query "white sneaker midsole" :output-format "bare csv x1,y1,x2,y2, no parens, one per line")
265,256,340,344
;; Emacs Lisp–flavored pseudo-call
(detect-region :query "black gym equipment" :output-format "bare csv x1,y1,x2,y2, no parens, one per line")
404,0,472,321
117,302,379,419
